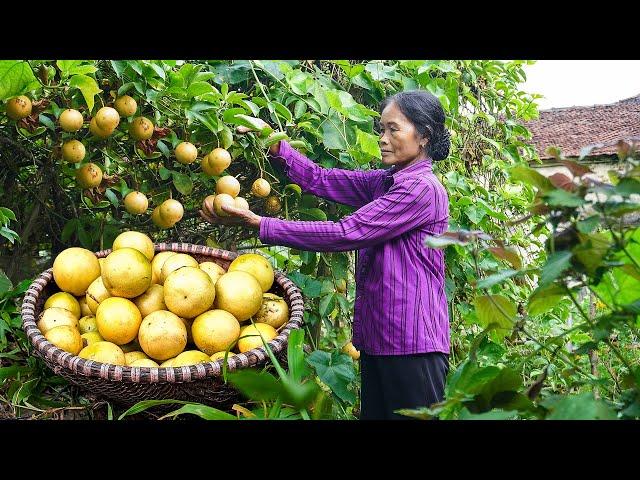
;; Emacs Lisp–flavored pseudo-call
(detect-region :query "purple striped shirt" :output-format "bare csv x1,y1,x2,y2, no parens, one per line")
259,141,450,355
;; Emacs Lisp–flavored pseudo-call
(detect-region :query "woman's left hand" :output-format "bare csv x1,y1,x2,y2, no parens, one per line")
199,198,262,229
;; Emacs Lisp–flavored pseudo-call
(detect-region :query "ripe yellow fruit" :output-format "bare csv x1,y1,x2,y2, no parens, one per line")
192,309,240,355
210,351,234,362
160,253,198,283
96,297,142,345
81,331,103,347
151,251,177,285
52,247,101,296
138,310,188,361
172,350,211,367
78,315,98,334
216,176,240,197
159,199,184,225
234,197,250,210
76,163,103,189
98,258,105,274
124,351,149,365
179,317,194,344
265,195,282,214
129,116,154,140
152,206,174,229
95,106,120,132
238,323,278,353
134,284,166,318
45,325,83,355
342,341,360,360
114,95,137,117
164,267,215,318
213,193,235,217
215,271,263,321
254,293,289,329
59,109,84,132
86,276,111,314
89,117,113,139
124,191,149,215
44,292,81,319
6,95,32,120
205,148,231,175
175,142,198,165
228,253,275,293
112,230,155,261
78,341,126,365
199,262,226,286
160,358,176,367
129,359,159,367
102,247,152,298
252,178,271,198
61,140,86,163
78,296,92,317
120,338,142,353
37,307,79,334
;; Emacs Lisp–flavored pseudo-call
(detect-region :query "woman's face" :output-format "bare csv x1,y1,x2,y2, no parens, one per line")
378,101,426,167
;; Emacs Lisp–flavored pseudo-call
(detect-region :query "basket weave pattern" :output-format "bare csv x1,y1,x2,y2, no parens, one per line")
20,243,305,408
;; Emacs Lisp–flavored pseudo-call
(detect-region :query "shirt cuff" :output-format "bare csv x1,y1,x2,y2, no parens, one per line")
259,216,274,244
268,140,294,174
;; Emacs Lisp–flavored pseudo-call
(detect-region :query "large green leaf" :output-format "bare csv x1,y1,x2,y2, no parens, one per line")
56,60,97,77
172,172,193,195
544,189,585,207
69,74,102,113
160,403,236,420
227,369,284,402
0,269,13,295
306,350,356,404
355,128,381,159
474,295,515,338
539,251,573,287
542,392,618,420
0,60,40,100
476,269,520,290
287,328,309,383
321,115,348,150
527,284,566,316
509,165,554,192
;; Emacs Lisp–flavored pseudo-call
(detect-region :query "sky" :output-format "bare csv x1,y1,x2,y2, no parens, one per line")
521,60,640,110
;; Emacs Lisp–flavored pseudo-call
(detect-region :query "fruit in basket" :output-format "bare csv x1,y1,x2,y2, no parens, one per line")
164,267,215,318
237,323,278,353
151,251,177,285
78,341,126,365
120,338,142,353
37,307,79,334
138,310,188,361
78,315,98,334
124,191,149,215
96,297,143,345
192,309,240,355
124,351,150,365
44,292,81,319
159,358,176,367
86,277,111,314
129,359,159,367
102,247,152,298
172,350,211,366
78,297,92,317
179,317,194,344
210,351,234,362
81,331,103,347
228,253,274,293
199,261,226,286
160,253,198,283
52,247,101,296
112,231,155,261
254,293,289,329
45,325,83,355
214,271,263,321
134,284,166,318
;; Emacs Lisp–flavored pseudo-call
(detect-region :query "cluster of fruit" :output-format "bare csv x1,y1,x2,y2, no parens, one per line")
39,231,289,368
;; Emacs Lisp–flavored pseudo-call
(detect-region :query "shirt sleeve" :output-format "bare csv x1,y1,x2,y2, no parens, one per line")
270,140,384,208
259,176,436,252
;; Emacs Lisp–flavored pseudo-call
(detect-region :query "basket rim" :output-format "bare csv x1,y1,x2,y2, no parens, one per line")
21,242,305,384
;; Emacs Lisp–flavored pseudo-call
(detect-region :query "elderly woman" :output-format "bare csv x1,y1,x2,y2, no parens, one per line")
201,89,451,420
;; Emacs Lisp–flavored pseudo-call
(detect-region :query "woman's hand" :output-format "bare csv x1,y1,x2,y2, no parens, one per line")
235,117,281,155
199,196,262,229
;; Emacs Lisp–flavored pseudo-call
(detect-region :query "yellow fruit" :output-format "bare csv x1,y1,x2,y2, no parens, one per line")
205,148,231,175
192,309,240,355
45,325,83,355
202,194,216,215
112,230,155,261
130,359,159,367
78,341,126,365
44,292,81,319
52,247,101,296
6,95,32,120
134,284,166,318
61,140,86,163
78,315,98,334
238,323,278,353
252,178,271,198
213,193,235,217
95,106,120,131
254,293,289,329
172,350,211,367
96,297,142,345
124,191,148,215
164,267,215,318
175,142,198,165
200,154,215,176
265,195,281,214
76,163,103,189
120,338,142,353
37,307,79,334
342,341,360,360
124,351,149,365
159,199,184,225
160,358,176,367
234,197,250,210
102,248,152,298
138,310,187,361
215,271,263,321
336,278,347,294
78,297,92,317
179,317,194,344
216,176,240,197
151,251,177,285
59,109,84,132
228,253,275,293
152,206,174,229
210,351,235,362
81,331,104,347
86,276,111,314
114,95,137,117
129,116,154,140
160,253,198,283
199,261,226,286
98,258,105,274
89,117,113,139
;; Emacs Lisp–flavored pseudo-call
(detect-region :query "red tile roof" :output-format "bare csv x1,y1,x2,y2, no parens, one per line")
524,94,640,160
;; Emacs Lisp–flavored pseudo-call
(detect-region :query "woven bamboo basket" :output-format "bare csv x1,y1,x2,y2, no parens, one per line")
20,242,305,410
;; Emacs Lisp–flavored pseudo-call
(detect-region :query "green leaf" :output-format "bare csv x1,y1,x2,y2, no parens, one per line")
110,61,128,78
577,215,601,234
284,183,302,198
271,101,292,123
104,189,119,208
286,70,314,95
38,114,55,131
474,295,515,337
465,205,487,224
160,403,236,420
61,219,78,243
544,189,585,207
319,293,336,317
542,392,617,420
458,408,519,420
69,74,102,113
298,208,327,221
476,270,520,289
527,284,566,316
355,128,381,159
159,166,171,180
0,60,40,100
302,278,322,298
287,328,308,383
172,172,193,195
539,251,573,287
614,178,640,197
187,81,215,98
509,165,554,192
118,399,196,419
321,116,348,150
0,269,13,295
0,207,16,222
227,369,284,402
306,350,356,404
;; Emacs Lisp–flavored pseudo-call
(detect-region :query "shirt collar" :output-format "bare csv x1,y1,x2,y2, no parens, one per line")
386,157,433,178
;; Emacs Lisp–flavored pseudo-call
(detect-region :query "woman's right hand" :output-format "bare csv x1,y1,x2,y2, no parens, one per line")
235,117,280,155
